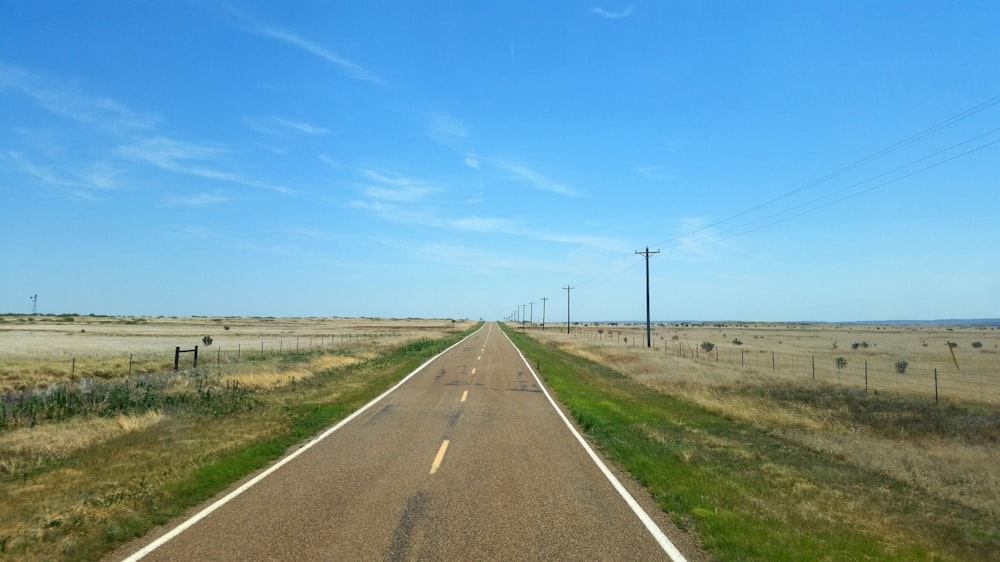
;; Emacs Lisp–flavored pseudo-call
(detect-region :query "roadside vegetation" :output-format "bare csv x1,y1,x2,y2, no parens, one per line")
0,322,479,561
504,324,1000,562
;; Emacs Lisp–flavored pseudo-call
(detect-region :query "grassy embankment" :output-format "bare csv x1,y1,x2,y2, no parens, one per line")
503,324,999,562
0,323,480,561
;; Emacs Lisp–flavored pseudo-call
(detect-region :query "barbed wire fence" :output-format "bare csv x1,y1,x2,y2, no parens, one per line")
548,325,1000,406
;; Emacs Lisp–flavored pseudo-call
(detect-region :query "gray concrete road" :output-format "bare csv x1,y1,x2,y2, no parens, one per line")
114,322,696,561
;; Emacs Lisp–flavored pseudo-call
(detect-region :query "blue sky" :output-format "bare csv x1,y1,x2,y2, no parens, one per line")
2,1,998,322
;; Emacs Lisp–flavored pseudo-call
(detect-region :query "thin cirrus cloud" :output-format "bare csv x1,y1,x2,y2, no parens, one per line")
272,118,329,135
590,4,637,19
164,191,229,207
359,169,437,202
245,116,329,137
0,62,157,134
247,24,384,86
426,112,469,145
493,160,581,197
116,136,291,194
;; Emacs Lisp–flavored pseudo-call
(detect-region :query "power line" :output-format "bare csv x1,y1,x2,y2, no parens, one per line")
666,134,1000,257
653,92,1000,250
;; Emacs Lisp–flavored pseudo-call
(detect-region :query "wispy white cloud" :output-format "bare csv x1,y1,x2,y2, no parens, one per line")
427,113,469,145
464,153,480,169
243,22,384,85
5,151,123,200
116,136,291,193
0,62,157,134
273,117,329,135
164,191,229,206
360,169,437,202
494,160,581,197
6,151,85,189
637,165,676,182
590,4,637,19
245,115,329,136
282,226,331,241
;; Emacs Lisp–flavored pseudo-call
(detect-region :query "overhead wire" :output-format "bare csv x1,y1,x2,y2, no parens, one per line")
568,93,1000,291
652,92,1000,251
686,134,1000,251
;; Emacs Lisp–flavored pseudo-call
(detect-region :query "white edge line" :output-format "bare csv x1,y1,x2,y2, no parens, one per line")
499,323,688,562
122,325,485,561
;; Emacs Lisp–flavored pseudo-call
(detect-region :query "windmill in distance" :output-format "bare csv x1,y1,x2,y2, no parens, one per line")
30,294,37,315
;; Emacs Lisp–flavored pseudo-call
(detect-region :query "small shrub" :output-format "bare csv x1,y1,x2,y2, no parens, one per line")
835,357,847,370
971,341,982,349
224,325,231,331
701,341,715,353
202,335,214,346
732,338,743,346
895,360,908,374
851,343,860,350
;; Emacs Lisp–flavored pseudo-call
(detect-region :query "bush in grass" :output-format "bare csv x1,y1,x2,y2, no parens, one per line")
895,360,909,374
701,341,715,353
836,357,848,370
971,341,983,349
202,335,213,346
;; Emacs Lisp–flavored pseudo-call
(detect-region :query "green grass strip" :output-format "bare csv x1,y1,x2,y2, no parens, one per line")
504,325,994,562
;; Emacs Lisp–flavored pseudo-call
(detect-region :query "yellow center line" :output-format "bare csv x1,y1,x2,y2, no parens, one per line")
471,367,477,375
461,390,468,402
429,440,450,474
477,355,481,360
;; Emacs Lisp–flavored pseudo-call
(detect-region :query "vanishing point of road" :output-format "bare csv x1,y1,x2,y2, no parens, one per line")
114,322,698,561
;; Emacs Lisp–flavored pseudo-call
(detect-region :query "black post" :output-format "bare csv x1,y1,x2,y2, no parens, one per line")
635,247,659,347
175,346,180,370
193,345,198,368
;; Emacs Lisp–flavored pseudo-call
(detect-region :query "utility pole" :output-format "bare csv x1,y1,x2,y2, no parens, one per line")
636,246,660,347
529,302,534,327
563,285,574,334
540,297,548,329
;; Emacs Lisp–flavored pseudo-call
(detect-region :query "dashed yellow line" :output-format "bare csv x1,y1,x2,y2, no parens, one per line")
461,390,468,402
471,367,477,375
429,440,450,474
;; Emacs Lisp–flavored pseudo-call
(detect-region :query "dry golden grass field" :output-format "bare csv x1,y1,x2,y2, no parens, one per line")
0,315,467,392
526,321,1000,527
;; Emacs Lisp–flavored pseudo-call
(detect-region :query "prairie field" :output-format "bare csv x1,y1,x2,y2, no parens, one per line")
0,315,467,392
525,321,1000,555
531,321,1000,404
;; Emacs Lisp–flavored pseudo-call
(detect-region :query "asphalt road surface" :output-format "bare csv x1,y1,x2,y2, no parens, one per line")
115,322,692,561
